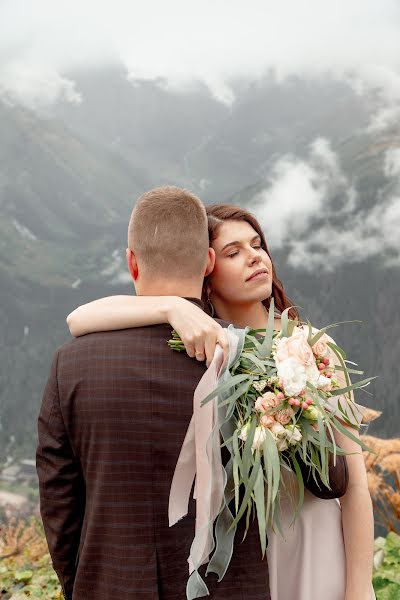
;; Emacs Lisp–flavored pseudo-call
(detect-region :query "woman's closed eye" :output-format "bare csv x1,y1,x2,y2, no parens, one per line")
227,244,262,258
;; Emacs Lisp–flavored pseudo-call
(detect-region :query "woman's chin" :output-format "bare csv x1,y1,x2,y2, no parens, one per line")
256,283,272,302
239,287,272,304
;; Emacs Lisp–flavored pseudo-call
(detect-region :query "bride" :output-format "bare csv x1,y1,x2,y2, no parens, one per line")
67,203,376,600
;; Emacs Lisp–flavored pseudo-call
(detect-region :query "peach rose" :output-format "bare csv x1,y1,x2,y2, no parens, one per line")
270,423,289,451
312,332,331,358
276,330,315,367
275,407,295,425
260,414,276,428
255,391,279,413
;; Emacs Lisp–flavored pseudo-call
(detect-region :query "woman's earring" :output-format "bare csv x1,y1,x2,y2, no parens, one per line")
206,288,215,318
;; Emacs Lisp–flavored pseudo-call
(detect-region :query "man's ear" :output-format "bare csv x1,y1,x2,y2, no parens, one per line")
204,247,215,277
126,248,139,281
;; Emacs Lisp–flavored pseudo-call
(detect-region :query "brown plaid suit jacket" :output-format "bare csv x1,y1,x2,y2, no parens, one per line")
36,298,348,600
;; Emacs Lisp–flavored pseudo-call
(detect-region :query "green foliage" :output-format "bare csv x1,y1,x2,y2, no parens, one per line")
0,553,62,599
0,517,62,598
373,532,400,599
0,522,397,598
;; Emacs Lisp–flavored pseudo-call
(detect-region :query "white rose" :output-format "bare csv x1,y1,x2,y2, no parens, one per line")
285,424,302,445
276,357,307,397
252,426,267,451
238,422,250,442
238,423,267,452
270,422,287,440
305,363,320,386
317,374,332,390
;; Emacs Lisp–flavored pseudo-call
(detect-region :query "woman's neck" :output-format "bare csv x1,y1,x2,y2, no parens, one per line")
213,299,269,329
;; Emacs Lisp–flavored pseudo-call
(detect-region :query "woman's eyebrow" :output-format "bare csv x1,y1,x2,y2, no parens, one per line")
221,235,261,251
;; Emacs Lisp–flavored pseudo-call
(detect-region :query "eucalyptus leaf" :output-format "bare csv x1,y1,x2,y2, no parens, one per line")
330,415,376,453
329,376,377,397
254,461,267,556
259,297,275,359
217,378,254,408
317,412,327,482
288,452,305,526
201,373,250,406
262,428,281,525
309,326,327,346
230,452,261,530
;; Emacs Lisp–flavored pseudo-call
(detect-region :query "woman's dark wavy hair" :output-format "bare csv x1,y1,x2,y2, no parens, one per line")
202,204,300,322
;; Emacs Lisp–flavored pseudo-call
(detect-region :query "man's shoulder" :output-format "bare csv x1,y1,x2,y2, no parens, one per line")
214,318,230,328
57,325,172,356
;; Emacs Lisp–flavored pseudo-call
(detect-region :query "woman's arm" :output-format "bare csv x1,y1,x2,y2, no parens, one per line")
66,295,228,367
326,335,374,599
67,295,177,336
334,425,374,600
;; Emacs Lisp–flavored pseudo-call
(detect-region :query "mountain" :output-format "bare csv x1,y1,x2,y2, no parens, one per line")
48,70,373,201
0,100,152,287
0,68,399,461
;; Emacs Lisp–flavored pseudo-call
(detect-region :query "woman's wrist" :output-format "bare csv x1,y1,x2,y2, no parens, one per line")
161,296,184,323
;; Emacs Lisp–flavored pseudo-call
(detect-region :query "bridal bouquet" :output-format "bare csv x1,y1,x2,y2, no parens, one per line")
168,300,376,557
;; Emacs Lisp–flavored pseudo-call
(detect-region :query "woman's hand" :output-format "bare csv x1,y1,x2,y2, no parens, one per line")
66,294,229,368
166,297,229,368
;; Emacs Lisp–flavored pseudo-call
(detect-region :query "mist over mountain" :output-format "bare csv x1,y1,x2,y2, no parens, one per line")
1,66,399,460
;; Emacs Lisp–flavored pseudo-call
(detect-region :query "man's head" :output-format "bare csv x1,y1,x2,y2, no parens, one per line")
127,185,215,296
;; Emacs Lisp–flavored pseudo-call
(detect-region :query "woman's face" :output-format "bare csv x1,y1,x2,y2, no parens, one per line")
208,220,273,305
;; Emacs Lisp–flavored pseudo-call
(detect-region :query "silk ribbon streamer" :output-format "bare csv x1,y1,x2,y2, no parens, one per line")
168,325,247,599
326,396,367,427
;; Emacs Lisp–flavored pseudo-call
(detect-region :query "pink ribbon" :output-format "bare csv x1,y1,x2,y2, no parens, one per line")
168,343,228,574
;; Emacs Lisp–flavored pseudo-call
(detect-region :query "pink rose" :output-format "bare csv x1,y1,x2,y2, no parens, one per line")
260,414,276,428
276,330,315,367
312,332,331,358
275,408,295,425
255,391,279,413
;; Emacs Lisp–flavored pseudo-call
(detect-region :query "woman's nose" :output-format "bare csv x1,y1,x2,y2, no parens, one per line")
249,250,262,264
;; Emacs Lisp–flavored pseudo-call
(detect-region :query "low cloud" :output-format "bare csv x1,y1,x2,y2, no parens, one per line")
252,137,357,249
349,65,400,133
384,148,400,178
252,138,400,271
1,0,400,119
0,61,81,109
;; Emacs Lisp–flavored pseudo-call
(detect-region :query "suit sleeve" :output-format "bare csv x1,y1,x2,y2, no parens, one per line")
36,348,85,600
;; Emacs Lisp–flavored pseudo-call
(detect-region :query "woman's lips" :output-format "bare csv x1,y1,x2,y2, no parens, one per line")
246,271,269,282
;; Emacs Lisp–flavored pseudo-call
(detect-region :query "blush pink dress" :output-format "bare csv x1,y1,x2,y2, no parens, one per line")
266,399,376,600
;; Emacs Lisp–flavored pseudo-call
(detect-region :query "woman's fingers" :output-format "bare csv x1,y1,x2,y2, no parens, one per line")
204,333,217,368
184,335,197,359
183,325,228,367
204,328,229,367
216,332,229,363
195,347,206,362
168,301,229,367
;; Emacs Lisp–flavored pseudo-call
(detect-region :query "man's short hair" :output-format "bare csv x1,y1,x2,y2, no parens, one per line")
128,186,209,279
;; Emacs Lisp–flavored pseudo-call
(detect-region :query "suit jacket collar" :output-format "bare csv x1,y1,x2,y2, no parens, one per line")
183,297,205,311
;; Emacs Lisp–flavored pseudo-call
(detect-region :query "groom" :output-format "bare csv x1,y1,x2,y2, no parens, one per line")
37,186,348,600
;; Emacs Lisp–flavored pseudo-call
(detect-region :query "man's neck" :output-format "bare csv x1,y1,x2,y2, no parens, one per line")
135,281,203,299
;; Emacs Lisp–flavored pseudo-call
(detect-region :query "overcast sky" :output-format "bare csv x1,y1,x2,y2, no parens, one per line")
2,0,400,271
1,0,400,111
